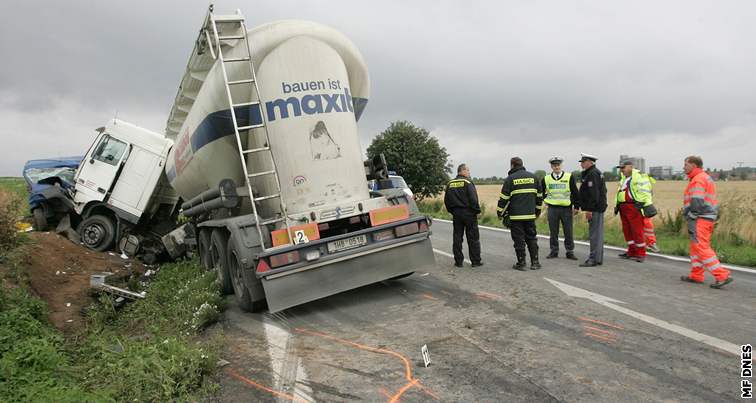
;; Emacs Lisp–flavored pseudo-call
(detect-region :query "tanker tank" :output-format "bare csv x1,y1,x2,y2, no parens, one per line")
164,20,372,224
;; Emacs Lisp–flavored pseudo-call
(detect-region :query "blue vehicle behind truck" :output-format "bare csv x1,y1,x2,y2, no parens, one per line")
22,157,83,230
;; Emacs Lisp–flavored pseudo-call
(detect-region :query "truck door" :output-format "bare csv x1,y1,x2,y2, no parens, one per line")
74,133,130,204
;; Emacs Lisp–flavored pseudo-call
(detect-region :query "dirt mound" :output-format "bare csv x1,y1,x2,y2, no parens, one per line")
23,232,146,333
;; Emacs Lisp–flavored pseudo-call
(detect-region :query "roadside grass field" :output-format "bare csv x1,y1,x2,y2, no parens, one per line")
0,177,28,201
423,180,756,267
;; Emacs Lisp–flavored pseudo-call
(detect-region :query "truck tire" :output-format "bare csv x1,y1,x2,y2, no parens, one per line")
78,214,115,251
197,229,212,271
210,229,233,295
227,236,266,312
32,208,48,231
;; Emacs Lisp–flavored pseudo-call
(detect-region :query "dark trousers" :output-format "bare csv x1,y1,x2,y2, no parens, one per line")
452,213,481,264
510,220,538,261
547,205,574,254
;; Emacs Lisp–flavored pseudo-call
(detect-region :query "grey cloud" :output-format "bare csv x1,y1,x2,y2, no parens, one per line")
2,0,756,176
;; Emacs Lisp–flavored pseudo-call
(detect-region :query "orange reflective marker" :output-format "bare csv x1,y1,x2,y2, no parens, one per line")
369,204,410,226
271,222,320,247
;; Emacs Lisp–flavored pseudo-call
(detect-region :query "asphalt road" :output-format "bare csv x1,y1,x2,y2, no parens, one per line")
213,219,755,402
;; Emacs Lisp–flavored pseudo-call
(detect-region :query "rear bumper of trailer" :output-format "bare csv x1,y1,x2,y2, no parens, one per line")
259,232,435,312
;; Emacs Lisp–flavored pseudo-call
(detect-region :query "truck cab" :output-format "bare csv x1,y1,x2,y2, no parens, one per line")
72,119,179,252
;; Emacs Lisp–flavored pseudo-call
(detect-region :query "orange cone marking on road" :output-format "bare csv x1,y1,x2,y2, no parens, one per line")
583,325,616,336
224,367,308,403
294,327,439,402
578,316,624,330
584,332,617,343
476,291,503,300
421,293,439,301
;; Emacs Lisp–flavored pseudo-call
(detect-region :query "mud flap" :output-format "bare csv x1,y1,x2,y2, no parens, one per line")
261,237,435,312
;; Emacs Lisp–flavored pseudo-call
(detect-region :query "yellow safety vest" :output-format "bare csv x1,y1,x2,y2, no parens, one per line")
615,169,653,206
544,172,572,206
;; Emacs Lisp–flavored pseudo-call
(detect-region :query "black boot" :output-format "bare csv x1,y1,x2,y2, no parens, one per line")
565,252,577,260
512,253,527,271
530,258,542,270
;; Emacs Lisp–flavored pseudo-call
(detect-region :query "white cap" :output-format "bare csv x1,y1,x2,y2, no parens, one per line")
548,156,564,164
579,153,598,162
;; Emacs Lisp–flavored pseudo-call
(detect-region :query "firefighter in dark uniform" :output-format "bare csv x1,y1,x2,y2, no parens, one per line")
497,157,543,270
444,163,483,268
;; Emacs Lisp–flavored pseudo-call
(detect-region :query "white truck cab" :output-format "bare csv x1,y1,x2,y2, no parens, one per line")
72,119,179,251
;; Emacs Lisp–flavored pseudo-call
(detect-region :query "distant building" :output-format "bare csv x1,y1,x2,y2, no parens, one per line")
649,166,674,180
619,154,646,173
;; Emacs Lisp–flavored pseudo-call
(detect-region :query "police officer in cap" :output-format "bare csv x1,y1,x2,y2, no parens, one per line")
541,156,578,260
444,163,483,268
575,153,607,267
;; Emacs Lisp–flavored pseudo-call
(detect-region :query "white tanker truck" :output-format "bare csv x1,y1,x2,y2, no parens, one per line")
59,7,435,312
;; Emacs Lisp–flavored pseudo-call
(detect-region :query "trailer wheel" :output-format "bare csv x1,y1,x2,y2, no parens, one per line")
78,214,115,251
227,237,266,312
210,229,233,295
198,229,212,271
32,208,48,231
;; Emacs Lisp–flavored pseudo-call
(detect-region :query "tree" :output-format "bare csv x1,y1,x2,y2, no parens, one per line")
534,170,547,180
367,121,451,200
571,170,582,182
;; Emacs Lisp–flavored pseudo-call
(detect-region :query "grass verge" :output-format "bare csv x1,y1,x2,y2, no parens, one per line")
419,200,756,267
1,191,225,402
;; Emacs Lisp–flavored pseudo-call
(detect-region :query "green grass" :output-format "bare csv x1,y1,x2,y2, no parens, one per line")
420,200,756,267
73,259,225,401
0,239,225,401
0,177,28,201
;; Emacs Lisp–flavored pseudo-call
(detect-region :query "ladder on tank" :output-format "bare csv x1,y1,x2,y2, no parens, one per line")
205,7,292,250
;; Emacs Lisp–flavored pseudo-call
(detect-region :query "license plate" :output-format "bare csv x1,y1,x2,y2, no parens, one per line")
327,234,368,253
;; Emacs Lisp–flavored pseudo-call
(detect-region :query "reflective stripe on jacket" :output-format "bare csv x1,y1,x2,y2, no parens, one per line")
497,167,543,220
683,168,718,221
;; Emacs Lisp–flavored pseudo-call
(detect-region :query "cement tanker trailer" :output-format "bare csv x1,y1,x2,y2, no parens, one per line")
162,7,435,312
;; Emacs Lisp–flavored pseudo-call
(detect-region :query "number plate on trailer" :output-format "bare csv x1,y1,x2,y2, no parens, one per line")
327,234,368,253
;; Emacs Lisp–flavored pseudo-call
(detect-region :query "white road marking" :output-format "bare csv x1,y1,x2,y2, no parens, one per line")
432,218,756,274
545,278,740,356
433,248,471,264
261,317,315,402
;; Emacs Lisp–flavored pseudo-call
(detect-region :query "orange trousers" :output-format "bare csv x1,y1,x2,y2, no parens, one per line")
643,217,656,246
688,218,729,282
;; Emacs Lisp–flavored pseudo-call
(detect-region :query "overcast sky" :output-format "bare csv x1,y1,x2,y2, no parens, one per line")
2,0,756,177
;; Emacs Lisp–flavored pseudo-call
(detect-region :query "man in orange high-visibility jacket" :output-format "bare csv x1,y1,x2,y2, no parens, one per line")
680,156,733,289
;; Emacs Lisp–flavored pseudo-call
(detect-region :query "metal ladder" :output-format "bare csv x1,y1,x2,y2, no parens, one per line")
205,7,292,250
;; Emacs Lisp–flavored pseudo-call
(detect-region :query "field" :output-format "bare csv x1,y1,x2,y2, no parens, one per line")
424,180,756,266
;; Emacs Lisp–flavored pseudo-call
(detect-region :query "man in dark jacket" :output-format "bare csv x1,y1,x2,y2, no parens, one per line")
444,163,483,268
497,157,543,271
575,153,607,267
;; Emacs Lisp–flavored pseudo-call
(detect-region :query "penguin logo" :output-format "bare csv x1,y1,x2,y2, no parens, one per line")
310,121,341,160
